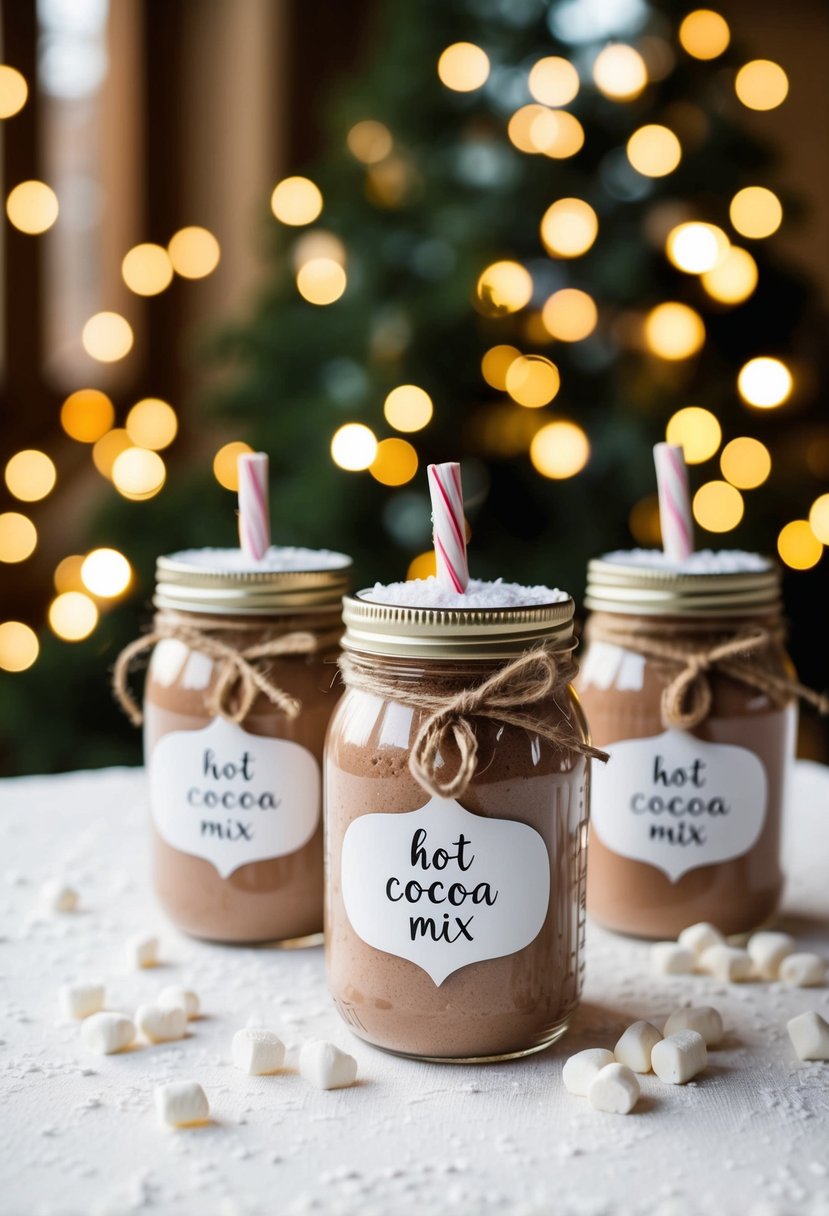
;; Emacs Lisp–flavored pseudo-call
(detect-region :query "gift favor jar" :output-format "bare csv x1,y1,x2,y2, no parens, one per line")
115,547,351,945
325,583,601,1062
576,551,805,939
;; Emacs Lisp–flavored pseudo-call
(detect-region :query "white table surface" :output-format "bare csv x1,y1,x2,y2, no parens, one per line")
1,762,827,1216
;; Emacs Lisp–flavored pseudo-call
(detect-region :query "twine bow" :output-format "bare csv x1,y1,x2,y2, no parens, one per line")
339,646,607,801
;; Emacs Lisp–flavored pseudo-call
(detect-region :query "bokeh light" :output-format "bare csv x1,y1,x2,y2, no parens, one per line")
213,441,253,491
701,246,758,304
270,177,323,226
540,198,598,258
738,357,792,408
6,180,58,234
530,420,590,478
665,222,729,273
475,260,533,315
665,407,722,463
292,231,346,271
735,60,789,111
111,448,166,500
82,312,134,362
778,520,823,570
505,354,561,408
407,551,437,581
347,120,393,164
167,226,221,277
481,345,520,390
49,592,98,641
370,438,419,486
809,494,829,544
693,481,744,531
383,385,433,432
61,389,114,443
5,449,57,501
528,56,580,107
296,257,347,305
644,302,705,360
679,10,730,59
526,108,585,159
729,187,782,239
0,512,37,563
126,399,178,450
54,555,85,593
626,125,681,177
508,104,551,154
0,621,39,672
592,45,648,101
92,429,132,479
121,243,174,295
80,548,132,598
437,42,490,92
0,65,28,118
720,437,771,489
541,288,598,341
628,494,662,546
331,423,378,471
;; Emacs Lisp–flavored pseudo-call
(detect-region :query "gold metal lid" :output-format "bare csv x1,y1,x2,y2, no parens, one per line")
154,548,352,616
585,553,782,618
342,591,575,660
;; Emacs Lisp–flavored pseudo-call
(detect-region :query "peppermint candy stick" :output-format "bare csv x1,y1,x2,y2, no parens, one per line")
654,442,693,562
238,452,270,562
428,462,469,593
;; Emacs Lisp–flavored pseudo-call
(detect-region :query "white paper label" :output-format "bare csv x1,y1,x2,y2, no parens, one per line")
149,717,320,878
591,730,767,882
340,797,550,986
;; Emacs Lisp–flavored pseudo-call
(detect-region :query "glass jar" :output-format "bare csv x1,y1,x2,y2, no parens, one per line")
325,591,594,1063
134,547,351,945
576,553,797,939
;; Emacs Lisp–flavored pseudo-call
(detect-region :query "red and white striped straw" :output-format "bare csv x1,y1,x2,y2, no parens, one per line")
654,442,693,562
237,452,270,562
428,461,469,593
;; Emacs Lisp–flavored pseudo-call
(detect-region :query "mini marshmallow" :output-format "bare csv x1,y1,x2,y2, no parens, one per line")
614,1021,662,1073
664,1005,724,1048
59,981,105,1020
157,985,200,1020
587,1062,640,1115
81,1012,136,1055
779,952,827,988
562,1048,616,1096
41,881,78,914
651,1029,707,1084
154,1080,210,1128
650,942,696,976
126,934,159,969
232,1028,285,1076
699,944,752,982
787,1011,829,1061
747,931,796,980
136,1003,187,1044
678,922,725,958
299,1040,358,1091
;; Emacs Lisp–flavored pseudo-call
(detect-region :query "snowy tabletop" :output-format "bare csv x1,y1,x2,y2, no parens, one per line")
1,762,828,1216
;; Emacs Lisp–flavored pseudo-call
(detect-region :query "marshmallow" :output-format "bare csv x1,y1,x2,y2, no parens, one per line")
155,1081,210,1128
678,922,725,957
650,942,696,976
59,981,105,1020
779,952,827,988
41,881,78,914
126,934,159,969
232,1028,285,1076
136,1003,187,1044
651,1029,707,1084
81,1012,136,1055
664,1005,724,1048
747,931,796,980
562,1048,616,1096
787,1011,829,1061
299,1041,358,1091
699,944,752,982
614,1021,662,1073
587,1062,640,1115
157,985,200,1020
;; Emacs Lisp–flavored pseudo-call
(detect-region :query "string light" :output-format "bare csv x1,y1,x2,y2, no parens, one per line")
407,551,437,580
665,223,729,274
126,399,178,450
626,125,681,177
735,60,789,111
167,226,221,277
122,243,174,296
678,10,730,59
693,481,744,531
54,555,85,593
528,56,579,107
213,441,253,491
592,45,648,101
541,289,598,341
0,621,39,671
383,385,433,432
505,354,560,408
0,65,28,118
530,420,590,478
92,429,132,479
0,512,37,563
475,261,532,315
809,494,829,544
296,257,347,305
48,592,98,641
665,407,721,462
738,357,792,408
270,177,323,226
347,121,393,164
720,437,771,488
370,438,419,486
111,448,166,500
61,390,114,443
437,42,490,92
701,246,758,304
5,449,57,501
80,548,132,597
6,180,58,234
729,186,782,239
331,423,378,471
481,345,520,390
644,303,705,360
540,198,598,258
778,520,823,570
82,312,134,362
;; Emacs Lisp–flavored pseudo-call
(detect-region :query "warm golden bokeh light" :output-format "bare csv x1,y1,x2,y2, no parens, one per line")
407,550,438,581
665,406,722,463
778,520,823,570
383,385,433,432
644,302,705,360
331,423,378,471
292,231,346,272
720,437,771,489
6,180,58,234
82,311,134,362
60,389,114,443
735,59,789,111
809,494,829,544
665,222,729,274
437,42,490,92
92,429,132,479
508,104,551,154
738,357,792,408
0,512,37,563
121,243,174,296
626,125,682,177
517,108,585,159
347,120,393,164
729,186,782,240
0,65,28,118
505,355,561,408
270,177,323,226
540,198,598,258
475,260,533,315
80,548,132,598
701,246,758,304
126,399,178,450
693,481,744,532
167,226,221,277
541,288,598,341
49,592,98,642
213,440,253,491
628,494,662,546
592,44,648,101
678,9,730,59
369,437,419,486
530,420,590,478
0,621,39,672
5,449,57,502
296,257,347,305
481,344,520,390
528,56,580,107
53,554,85,593
112,448,166,500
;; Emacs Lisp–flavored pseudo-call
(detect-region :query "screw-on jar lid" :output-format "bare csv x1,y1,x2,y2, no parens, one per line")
584,550,781,617
154,547,352,616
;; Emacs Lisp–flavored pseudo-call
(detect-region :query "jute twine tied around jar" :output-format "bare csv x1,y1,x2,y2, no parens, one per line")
339,645,608,801
585,617,829,731
113,615,341,727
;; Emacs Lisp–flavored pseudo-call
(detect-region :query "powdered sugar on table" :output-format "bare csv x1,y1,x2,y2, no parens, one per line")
362,576,569,609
